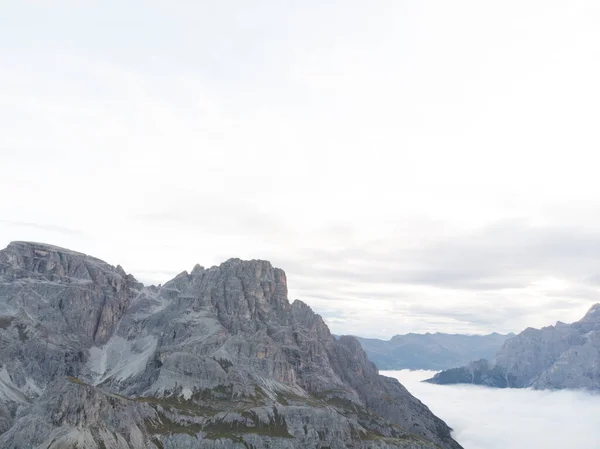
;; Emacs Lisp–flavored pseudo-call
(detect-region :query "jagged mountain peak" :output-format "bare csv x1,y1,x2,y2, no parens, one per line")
0,241,462,449
1,241,138,285
579,302,600,322
190,263,205,276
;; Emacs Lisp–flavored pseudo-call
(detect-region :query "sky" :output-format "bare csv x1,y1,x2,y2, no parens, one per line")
1,1,600,338
386,370,600,449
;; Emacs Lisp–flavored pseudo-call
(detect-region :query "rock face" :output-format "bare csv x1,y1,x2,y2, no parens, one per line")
426,304,600,390
0,242,462,449
352,333,513,371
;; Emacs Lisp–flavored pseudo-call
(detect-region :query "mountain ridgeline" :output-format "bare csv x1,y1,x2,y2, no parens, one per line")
426,304,600,390
352,333,514,371
0,241,463,449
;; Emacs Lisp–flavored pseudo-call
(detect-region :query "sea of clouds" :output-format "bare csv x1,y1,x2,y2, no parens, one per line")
383,370,600,449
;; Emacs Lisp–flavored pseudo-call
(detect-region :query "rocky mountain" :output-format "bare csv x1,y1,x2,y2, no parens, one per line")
426,304,600,390
0,241,463,449
352,333,513,371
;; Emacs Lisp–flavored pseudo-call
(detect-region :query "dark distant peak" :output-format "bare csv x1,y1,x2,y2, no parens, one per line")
487,332,516,337
385,331,512,342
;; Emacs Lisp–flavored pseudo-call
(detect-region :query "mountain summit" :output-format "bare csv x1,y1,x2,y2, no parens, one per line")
0,241,462,449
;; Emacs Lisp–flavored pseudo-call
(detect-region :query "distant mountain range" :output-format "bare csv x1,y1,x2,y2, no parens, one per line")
427,304,600,390
350,333,514,370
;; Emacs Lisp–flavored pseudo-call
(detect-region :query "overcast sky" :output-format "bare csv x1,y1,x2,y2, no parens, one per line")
1,1,600,338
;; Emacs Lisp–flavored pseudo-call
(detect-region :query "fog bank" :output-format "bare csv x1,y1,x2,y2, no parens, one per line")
384,370,600,449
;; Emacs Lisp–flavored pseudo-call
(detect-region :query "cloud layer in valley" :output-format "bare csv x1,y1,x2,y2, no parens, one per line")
385,370,600,449
1,1,600,337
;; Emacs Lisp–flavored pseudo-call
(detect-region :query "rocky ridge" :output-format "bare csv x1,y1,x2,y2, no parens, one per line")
426,304,600,389
0,241,463,449
352,332,513,371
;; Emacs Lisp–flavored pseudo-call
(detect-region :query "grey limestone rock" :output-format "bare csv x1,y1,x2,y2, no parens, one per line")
0,241,462,449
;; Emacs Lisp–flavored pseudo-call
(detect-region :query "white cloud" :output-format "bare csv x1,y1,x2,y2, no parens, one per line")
385,370,600,449
1,1,600,337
